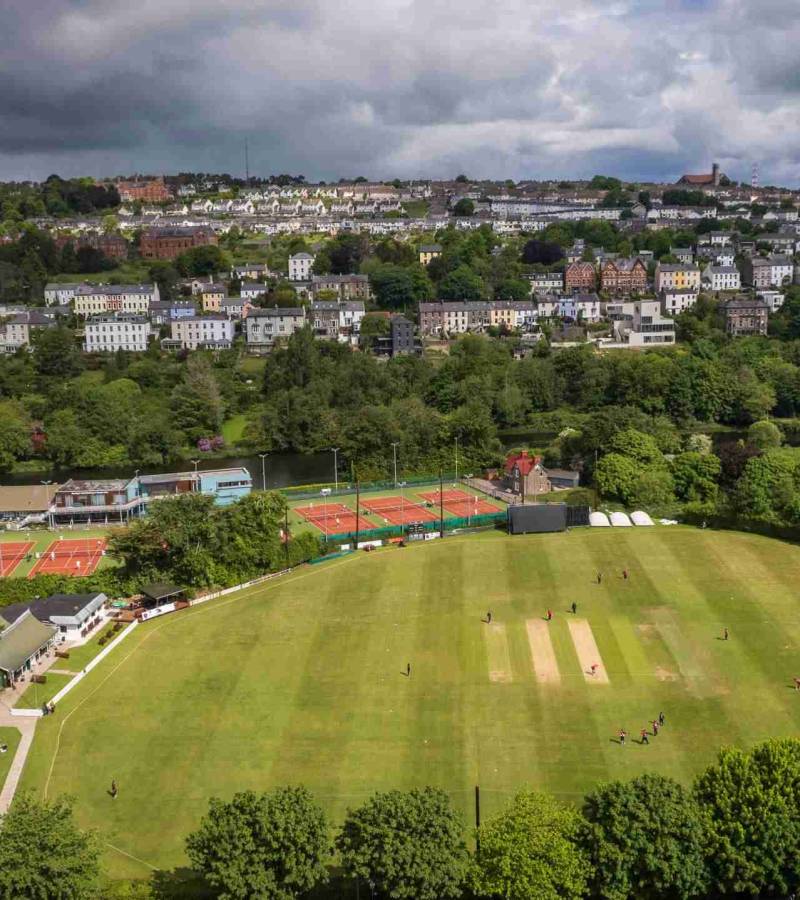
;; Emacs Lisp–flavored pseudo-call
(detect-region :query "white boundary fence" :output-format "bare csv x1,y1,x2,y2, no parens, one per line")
9,566,296,716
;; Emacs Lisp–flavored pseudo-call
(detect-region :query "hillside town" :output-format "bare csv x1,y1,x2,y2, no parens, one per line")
1,164,799,356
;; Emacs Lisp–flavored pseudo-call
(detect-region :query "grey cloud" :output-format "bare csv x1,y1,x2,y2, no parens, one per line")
0,0,799,184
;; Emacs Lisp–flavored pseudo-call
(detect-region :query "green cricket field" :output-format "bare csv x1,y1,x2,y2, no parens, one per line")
17,526,800,879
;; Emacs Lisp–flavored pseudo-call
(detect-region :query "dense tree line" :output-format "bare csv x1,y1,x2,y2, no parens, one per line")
108,492,320,587
8,738,800,899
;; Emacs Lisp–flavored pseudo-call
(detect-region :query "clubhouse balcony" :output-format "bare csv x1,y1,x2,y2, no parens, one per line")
49,468,252,524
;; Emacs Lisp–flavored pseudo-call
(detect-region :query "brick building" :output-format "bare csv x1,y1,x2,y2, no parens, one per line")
723,296,768,337
600,257,648,295
140,227,217,261
54,232,129,261
116,177,172,203
564,262,597,292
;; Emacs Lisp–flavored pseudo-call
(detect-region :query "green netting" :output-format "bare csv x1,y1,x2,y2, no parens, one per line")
321,510,507,543
280,473,460,501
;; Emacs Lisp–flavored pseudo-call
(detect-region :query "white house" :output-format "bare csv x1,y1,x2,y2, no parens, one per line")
702,265,741,292
240,281,270,301
44,282,85,305
288,252,315,281
617,300,676,347
84,314,150,352
169,315,234,350
757,290,786,312
246,308,306,351
660,288,698,315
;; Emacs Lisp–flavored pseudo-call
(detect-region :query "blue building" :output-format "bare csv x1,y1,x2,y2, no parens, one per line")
50,467,252,525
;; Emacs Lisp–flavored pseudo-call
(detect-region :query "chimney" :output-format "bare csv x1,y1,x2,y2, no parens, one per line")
712,162,720,187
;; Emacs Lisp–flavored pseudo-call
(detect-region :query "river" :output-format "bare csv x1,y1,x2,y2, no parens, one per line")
3,428,794,490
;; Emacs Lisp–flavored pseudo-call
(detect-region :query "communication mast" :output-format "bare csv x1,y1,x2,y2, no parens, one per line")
751,162,759,190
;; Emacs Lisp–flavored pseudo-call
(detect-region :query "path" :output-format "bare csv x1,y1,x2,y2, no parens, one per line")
0,713,35,815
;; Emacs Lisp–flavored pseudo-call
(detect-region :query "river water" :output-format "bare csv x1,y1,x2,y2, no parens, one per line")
3,429,787,490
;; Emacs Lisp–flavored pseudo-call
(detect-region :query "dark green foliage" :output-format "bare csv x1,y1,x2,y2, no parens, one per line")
694,739,800,897
336,787,469,900
0,794,100,899
186,787,329,900
107,491,319,588
581,774,708,900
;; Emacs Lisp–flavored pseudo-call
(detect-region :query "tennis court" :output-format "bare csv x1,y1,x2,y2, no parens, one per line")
27,538,108,578
419,488,503,517
0,541,34,577
295,503,367,536
360,495,438,526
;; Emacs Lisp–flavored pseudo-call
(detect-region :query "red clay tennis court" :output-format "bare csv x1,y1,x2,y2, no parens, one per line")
419,489,503,517
27,538,108,578
295,503,365,535
0,541,34,577
360,496,438,526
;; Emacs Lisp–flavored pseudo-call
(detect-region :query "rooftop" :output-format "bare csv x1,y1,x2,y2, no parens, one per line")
58,478,132,493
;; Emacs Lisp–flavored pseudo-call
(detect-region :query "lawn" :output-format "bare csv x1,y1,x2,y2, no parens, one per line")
220,413,249,445
13,674,72,710
0,726,21,789
19,526,800,881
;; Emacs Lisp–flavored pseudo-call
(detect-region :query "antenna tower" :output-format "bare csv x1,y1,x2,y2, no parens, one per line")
751,162,759,190
245,138,250,184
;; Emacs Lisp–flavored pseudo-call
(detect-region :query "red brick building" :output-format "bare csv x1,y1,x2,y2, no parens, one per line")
140,227,218,261
54,232,129,261
600,257,648,295
564,262,597,292
116,177,172,203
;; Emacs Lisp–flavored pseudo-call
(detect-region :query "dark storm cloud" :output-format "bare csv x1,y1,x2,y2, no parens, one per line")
1,0,799,184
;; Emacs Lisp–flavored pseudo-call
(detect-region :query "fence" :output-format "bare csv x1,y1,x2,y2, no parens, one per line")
279,473,461,502
321,510,508,544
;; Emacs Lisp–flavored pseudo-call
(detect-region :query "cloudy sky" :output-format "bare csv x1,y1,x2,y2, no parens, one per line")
2,0,799,185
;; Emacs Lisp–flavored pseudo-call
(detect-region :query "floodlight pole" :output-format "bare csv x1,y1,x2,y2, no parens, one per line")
455,436,459,481
332,447,339,493
439,468,445,538
355,479,360,550
475,785,481,855
391,442,399,487
284,507,289,566
259,452,269,491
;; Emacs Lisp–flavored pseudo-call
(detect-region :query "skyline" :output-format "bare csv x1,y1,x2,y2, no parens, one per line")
2,1,800,186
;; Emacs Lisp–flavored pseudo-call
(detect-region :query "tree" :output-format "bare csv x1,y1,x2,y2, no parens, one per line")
31,326,83,378
453,198,475,217
454,174,469,183
609,429,663,465
595,453,638,502
336,787,468,900
521,239,564,265
694,739,800,897
0,794,100,899
0,406,29,471
175,244,229,277
170,354,224,438
671,451,721,503
581,774,708,900
494,277,530,301
438,265,485,301
186,787,329,900
627,468,675,508
747,419,783,450
471,790,590,900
